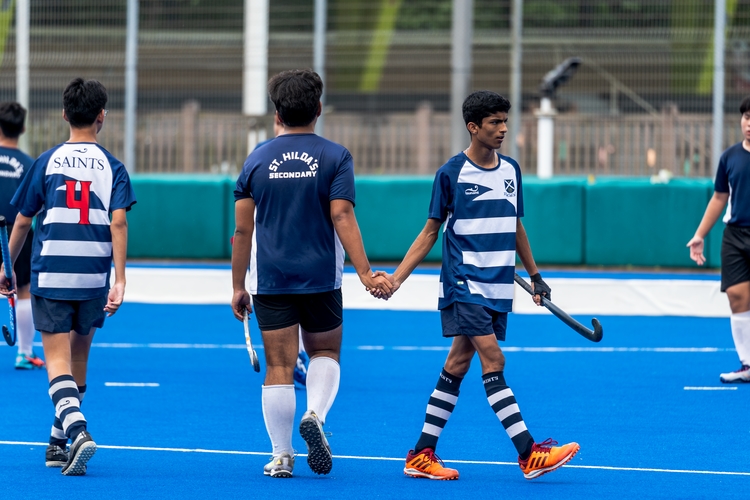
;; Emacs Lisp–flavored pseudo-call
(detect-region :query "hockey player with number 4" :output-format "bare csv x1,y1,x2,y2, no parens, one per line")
0,78,136,476
372,90,579,481
688,95,750,384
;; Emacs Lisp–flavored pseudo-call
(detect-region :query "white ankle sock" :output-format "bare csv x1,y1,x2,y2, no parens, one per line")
730,310,750,366
261,385,295,455
306,356,340,425
16,298,34,356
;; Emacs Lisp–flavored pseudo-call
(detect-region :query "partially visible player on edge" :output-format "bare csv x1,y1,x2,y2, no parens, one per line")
252,116,310,389
231,69,393,478
687,95,750,383
372,90,579,481
0,78,136,475
0,101,45,369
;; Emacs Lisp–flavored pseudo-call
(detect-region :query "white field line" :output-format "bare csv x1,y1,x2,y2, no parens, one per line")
0,440,747,477
72,342,736,353
104,382,160,387
684,386,738,391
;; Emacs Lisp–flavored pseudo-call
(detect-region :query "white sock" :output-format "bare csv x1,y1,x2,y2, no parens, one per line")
306,356,340,425
261,385,295,455
16,298,34,356
730,310,750,366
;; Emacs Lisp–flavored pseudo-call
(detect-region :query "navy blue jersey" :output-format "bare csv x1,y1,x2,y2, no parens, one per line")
234,133,355,294
715,142,750,227
11,142,136,300
0,146,34,223
429,152,524,312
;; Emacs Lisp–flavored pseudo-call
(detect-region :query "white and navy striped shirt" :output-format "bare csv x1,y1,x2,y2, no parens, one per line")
11,142,136,300
429,152,523,312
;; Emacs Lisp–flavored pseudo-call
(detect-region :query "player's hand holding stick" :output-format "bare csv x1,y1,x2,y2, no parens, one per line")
514,273,603,343
0,216,17,346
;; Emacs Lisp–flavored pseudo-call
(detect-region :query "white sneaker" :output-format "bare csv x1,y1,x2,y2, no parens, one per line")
719,365,750,383
263,452,294,478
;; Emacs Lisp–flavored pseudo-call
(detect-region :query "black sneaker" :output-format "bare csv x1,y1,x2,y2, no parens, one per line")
45,445,68,467
299,410,332,475
61,430,96,476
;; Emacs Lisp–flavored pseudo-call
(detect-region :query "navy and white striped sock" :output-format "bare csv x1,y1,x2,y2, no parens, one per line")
48,376,86,441
483,371,534,458
414,369,463,451
50,384,86,447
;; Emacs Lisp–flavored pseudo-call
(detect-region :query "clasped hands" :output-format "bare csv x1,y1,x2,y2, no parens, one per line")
363,270,399,300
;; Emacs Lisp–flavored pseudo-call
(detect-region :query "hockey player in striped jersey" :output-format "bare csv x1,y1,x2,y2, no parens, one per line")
0,78,136,476
374,91,579,481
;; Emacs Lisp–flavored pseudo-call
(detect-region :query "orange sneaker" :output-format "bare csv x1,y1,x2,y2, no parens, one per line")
404,448,459,480
518,438,579,480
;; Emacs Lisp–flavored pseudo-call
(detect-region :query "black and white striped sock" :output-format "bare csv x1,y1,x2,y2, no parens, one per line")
413,369,463,451
50,384,86,447
48,376,86,441
483,371,534,458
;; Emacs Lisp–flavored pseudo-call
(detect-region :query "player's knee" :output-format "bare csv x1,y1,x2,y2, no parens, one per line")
726,283,750,312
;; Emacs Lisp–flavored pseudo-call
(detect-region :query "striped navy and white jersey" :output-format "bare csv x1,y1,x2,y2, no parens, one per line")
11,142,136,300
429,151,523,312
715,142,750,227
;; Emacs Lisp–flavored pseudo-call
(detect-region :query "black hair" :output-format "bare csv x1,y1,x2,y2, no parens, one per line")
740,96,750,115
462,90,511,127
0,101,27,138
267,69,323,128
63,78,108,128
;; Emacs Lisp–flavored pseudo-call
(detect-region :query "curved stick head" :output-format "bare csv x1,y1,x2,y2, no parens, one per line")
590,318,604,342
2,325,15,346
251,350,260,372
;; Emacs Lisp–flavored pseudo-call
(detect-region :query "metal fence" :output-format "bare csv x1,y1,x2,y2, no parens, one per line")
1,1,749,174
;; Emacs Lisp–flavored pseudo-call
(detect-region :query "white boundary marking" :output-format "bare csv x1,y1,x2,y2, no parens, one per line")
104,382,160,387
684,386,738,391
0,440,747,477
80,342,735,354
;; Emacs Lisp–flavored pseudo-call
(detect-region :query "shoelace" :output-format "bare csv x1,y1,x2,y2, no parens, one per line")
419,449,445,466
534,438,558,452
735,365,750,373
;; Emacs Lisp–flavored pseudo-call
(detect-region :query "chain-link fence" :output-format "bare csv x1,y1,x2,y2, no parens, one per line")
0,0,748,175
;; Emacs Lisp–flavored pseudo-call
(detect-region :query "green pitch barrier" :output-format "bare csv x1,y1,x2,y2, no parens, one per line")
125,174,719,268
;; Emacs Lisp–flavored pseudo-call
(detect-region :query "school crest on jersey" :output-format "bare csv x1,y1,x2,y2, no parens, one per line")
504,179,516,197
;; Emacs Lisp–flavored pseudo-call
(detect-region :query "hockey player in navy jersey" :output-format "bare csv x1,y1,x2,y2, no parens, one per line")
0,78,136,476
688,95,750,383
373,91,579,481
231,69,392,478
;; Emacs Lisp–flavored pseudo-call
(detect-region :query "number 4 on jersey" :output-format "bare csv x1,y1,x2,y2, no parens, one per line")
65,180,92,224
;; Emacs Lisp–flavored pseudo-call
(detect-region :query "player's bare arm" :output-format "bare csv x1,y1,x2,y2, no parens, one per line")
231,197,255,320
105,208,128,316
330,198,393,298
515,218,550,306
687,191,729,266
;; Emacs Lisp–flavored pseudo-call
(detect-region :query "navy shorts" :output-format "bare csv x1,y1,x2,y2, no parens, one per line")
252,289,343,333
9,225,32,288
720,225,750,291
31,294,107,334
440,301,508,341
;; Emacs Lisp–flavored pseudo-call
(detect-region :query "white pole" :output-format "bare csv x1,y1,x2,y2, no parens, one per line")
509,0,522,161
16,0,30,152
536,97,556,179
313,0,327,136
711,0,726,177
124,0,139,172
243,0,269,117
451,0,473,154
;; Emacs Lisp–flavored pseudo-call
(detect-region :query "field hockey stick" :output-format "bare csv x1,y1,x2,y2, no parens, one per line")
514,273,603,343
0,216,17,346
243,310,260,372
